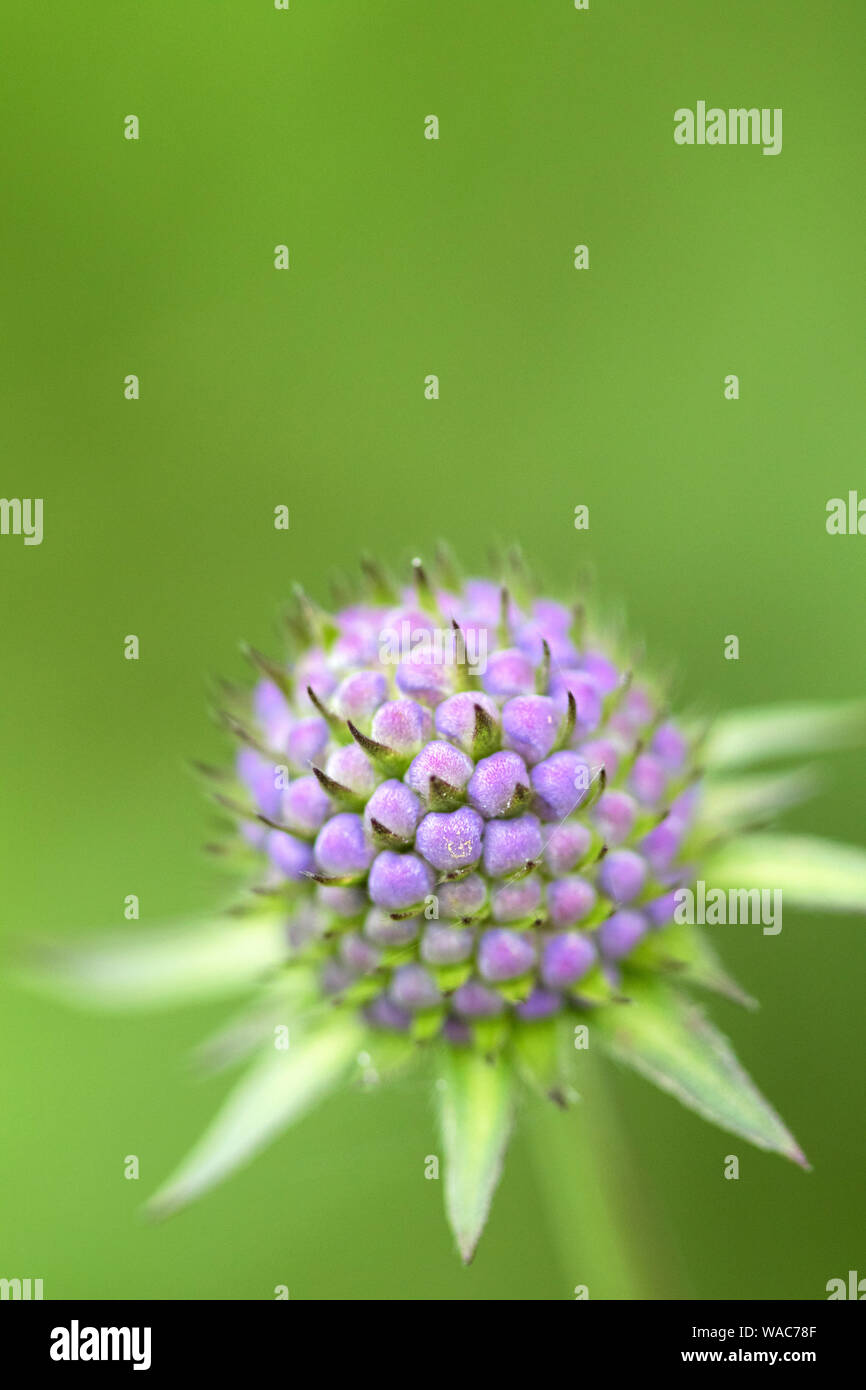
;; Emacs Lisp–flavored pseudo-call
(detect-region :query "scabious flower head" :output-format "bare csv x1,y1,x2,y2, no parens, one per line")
36,552,866,1263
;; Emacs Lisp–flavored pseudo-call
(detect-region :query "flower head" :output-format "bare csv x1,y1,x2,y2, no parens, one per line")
29,554,866,1263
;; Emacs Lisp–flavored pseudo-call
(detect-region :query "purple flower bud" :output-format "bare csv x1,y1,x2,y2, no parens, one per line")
415,806,484,873
579,736,624,780
501,695,561,766
370,699,432,757
236,748,282,820
461,580,502,625
316,884,367,918
435,691,499,755
482,647,536,697
395,656,455,706
482,813,543,877
267,828,314,881
389,963,441,1011
597,909,648,960
629,753,667,807
490,877,543,923
610,685,654,737
365,994,411,1031
333,669,388,722
420,923,475,965
442,1017,472,1045
644,889,680,927
478,928,536,982
515,624,578,668
325,744,377,798
240,820,267,850
549,669,603,734
592,790,638,846
282,774,332,836
530,751,591,821
467,750,530,818
651,720,688,772
452,979,505,1018
598,848,648,903
363,779,422,846
579,650,621,695
542,821,592,875
314,812,374,878
321,961,354,996
363,908,421,946
405,741,474,801
436,873,487,920
514,987,563,1020
253,679,292,747
640,816,685,875
287,717,330,770
368,850,436,911
540,931,597,988
670,784,701,824
339,932,381,973
294,650,337,705
546,876,596,927
532,598,573,633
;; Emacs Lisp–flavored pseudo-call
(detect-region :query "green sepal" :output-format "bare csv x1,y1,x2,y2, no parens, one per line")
495,972,534,1005
431,961,473,993
510,1014,577,1105
411,1006,445,1041
470,1015,511,1056
591,977,808,1166
436,1045,515,1263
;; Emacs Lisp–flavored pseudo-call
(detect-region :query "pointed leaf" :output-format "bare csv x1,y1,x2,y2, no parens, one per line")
705,833,866,913
702,700,866,771
629,923,757,1009
436,1047,514,1263
593,978,807,1165
17,917,287,1011
148,1014,363,1218
192,970,319,1074
700,766,820,830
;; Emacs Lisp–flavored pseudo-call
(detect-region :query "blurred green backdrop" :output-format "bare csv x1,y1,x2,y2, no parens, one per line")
1,0,864,1300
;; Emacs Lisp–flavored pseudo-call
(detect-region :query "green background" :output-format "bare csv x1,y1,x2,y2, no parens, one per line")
1,0,863,1300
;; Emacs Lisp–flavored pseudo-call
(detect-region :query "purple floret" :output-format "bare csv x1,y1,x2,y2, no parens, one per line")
368,850,436,911
597,909,648,960
415,805,484,873
541,931,596,988
314,812,374,877
467,750,530,818
542,821,592,875
370,698,433,757
501,695,561,766
267,828,314,882
435,691,499,755
546,876,596,927
598,848,648,904
531,751,591,821
363,778,422,845
405,740,474,801
482,813,543,877
482,647,536,697
478,929,536,982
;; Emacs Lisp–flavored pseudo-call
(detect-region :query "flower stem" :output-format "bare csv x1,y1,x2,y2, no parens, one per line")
525,1050,662,1300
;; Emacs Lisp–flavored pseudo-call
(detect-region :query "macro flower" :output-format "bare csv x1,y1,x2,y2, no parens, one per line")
27,553,866,1263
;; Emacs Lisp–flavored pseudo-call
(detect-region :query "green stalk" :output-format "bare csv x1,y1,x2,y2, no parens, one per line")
525,1050,663,1300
